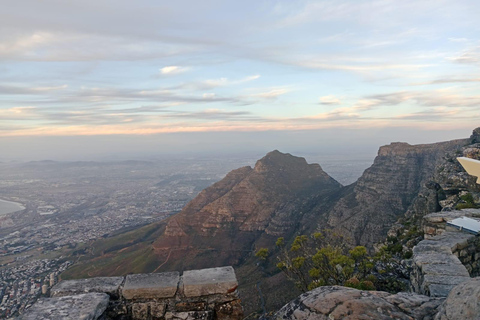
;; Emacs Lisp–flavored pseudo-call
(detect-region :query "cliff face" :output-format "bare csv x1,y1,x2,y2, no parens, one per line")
326,139,468,247
152,150,342,269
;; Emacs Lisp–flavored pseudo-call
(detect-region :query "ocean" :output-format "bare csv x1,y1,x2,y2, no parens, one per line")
0,199,25,216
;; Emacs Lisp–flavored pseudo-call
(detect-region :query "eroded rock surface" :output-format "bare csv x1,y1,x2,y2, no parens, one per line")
273,286,443,320
434,277,480,320
411,230,480,297
51,276,123,298
182,266,238,297
19,293,109,320
122,271,180,299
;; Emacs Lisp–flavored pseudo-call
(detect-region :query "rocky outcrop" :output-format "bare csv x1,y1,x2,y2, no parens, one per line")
273,285,443,320
411,232,472,297
273,277,480,320
434,277,480,320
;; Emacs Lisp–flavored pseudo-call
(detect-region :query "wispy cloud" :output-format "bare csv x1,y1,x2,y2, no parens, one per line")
249,87,290,99
448,45,480,65
197,74,260,89
160,66,190,75
410,77,480,86
319,95,341,105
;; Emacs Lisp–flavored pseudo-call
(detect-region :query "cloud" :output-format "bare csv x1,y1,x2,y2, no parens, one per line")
202,93,216,99
0,106,39,120
319,95,341,105
366,90,480,108
449,46,480,65
448,38,469,43
196,74,260,90
410,77,480,85
0,84,68,95
251,88,289,99
160,66,189,75
295,59,432,73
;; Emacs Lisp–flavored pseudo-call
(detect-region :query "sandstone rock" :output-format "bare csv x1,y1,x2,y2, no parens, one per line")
411,231,475,297
132,302,149,320
122,272,179,299
164,311,213,320
150,301,167,318
463,148,480,160
18,293,109,320
51,276,124,298
434,277,480,320
273,286,443,320
182,266,238,298
215,300,243,320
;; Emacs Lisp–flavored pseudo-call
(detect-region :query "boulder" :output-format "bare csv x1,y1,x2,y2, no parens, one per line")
18,293,109,320
434,277,480,320
272,286,443,320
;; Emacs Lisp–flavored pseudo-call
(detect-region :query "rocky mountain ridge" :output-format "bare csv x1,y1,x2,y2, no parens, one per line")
62,128,480,315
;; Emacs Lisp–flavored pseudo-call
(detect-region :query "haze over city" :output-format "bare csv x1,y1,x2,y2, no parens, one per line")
1,0,479,161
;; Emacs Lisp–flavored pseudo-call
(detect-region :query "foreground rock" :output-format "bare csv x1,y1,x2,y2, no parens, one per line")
50,276,124,298
274,277,480,320
434,277,480,320
273,286,443,320
18,293,109,320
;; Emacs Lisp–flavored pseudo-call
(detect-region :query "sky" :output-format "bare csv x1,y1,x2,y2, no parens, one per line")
1,0,479,161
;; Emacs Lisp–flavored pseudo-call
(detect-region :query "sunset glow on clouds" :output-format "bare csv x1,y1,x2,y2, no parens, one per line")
1,0,479,141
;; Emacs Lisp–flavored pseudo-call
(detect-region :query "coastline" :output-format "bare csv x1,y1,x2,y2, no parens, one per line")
0,198,25,216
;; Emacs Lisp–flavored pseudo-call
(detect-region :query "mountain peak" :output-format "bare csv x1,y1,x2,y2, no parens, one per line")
254,150,308,173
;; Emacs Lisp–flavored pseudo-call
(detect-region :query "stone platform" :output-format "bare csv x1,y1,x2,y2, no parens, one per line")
19,266,243,320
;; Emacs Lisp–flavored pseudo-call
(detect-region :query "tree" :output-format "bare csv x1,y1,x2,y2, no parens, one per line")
275,231,376,292
255,248,269,261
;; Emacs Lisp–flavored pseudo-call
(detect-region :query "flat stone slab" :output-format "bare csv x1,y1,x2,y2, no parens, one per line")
428,283,458,297
19,293,109,320
182,266,238,297
425,209,480,222
51,276,124,298
423,274,471,286
420,258,469,277
413,252,459,266
122,272,179,299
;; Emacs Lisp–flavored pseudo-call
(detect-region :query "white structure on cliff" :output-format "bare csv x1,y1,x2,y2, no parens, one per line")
458,157,480,184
